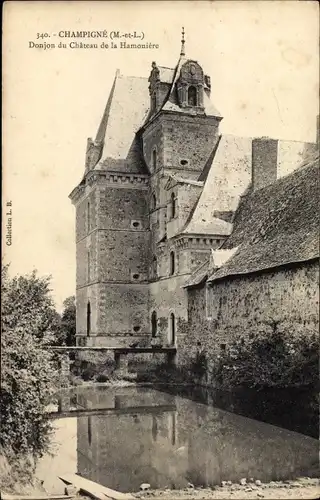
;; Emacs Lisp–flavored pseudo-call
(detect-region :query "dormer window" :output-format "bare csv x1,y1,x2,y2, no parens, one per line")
188,86,197,106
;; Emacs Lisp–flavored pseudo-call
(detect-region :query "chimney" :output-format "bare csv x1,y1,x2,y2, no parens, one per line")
251,137,278,191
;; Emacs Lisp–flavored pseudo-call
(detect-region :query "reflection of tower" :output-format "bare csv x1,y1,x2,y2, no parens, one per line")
76,388,180,492
152,416,158,441
168,411,178,446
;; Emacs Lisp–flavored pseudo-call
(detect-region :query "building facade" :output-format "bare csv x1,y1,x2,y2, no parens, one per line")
70,33,318,348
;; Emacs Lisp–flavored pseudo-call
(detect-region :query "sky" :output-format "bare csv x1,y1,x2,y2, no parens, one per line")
2,1,319,311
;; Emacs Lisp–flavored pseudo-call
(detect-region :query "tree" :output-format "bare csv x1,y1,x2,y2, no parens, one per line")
1,265,60,465
61,295,76,346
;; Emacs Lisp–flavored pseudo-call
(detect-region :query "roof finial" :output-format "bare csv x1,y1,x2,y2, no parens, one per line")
180,26,185,57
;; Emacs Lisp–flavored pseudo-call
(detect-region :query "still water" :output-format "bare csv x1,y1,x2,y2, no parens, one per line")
36,385,319,494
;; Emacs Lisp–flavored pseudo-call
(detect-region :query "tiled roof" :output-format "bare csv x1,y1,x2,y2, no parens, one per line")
182,215,232,236
162,91,222,119
94,73,150,172
183,259,212,288
208,155,319,282
182,135,252,236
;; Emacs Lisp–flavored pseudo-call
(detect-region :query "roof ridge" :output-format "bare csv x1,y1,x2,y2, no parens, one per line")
95,71,119,143
198,134,222,182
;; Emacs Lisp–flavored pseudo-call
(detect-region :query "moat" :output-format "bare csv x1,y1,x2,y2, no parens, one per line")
36,385,319,494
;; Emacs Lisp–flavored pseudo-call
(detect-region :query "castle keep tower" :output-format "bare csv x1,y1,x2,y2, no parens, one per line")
70,30,224,347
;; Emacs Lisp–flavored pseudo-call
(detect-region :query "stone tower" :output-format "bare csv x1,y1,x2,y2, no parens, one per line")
70,30,223,347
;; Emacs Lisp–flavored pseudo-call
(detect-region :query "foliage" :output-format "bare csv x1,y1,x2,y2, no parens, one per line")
190,350,208,381
60,295,76,346
210,321,319,389
1,265,60,464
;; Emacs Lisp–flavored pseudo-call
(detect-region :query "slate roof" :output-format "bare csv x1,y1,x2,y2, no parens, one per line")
207,154,319,282
182,135,253,236
94,73,150,172
182,135,318,238
183,259,212,288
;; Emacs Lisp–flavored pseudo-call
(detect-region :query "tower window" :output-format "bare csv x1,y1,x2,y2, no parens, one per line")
152,149,157,170
151,311,157,338
152,255,157,278
87,201,91,233
131,220,142,229
170,251,175,275
87,249,91,282
151,193,156,211
86,301,91,336
171,192,176,219
188,86,197,106
168,312,176,346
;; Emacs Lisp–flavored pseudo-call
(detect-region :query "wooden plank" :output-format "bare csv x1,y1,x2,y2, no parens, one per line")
58,474,135,500
2,496,74,500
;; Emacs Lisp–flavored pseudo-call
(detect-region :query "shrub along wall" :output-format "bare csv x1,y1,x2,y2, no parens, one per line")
177,261,319,389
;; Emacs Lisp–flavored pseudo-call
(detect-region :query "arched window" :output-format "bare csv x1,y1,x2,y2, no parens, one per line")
86,301,91,336
168,312,176,346
152,149,157,170
171,192,176,219
188,86,197,106
87,201,91,233
151,311,157,338
170,251,175,275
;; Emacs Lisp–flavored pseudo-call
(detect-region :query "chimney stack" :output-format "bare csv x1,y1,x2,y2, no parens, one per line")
251,137,278,191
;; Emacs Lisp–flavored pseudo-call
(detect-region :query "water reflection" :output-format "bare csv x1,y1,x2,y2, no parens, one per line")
37,386,319,494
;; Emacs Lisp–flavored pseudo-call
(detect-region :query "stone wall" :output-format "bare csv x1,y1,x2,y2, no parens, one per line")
142,113,220,174
75,178,151,343
178,260,319,373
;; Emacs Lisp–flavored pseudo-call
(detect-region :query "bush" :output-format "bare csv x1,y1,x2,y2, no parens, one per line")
210,321,319,389
96,373,109,383
1,265,60,483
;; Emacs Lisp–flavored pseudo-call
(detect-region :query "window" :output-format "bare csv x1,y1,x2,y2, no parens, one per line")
152,149,157,170
87,201,91,233
131,220,142,229
152,255,157,278
151,311,157,338
86,301,91,336
168,312,176,346
188,86,197,106
88,416,92,446
180,159,189,166
170,251,175,275
171,192,176,219
151,193,156,211
87,250,91,282
205,284,213,320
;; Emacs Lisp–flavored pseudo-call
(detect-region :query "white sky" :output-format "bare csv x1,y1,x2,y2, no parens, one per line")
2,1,319,310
